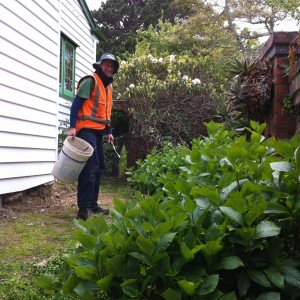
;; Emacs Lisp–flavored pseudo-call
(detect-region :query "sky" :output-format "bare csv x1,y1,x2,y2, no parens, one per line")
85,0,298,32
85,0,105,10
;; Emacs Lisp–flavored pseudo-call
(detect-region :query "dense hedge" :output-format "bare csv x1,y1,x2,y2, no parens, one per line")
38,121,300,299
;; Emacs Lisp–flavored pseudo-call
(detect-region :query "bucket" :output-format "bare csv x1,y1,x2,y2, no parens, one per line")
52,136,94,183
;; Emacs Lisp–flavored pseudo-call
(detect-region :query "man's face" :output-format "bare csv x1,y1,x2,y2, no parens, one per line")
100,60,115,77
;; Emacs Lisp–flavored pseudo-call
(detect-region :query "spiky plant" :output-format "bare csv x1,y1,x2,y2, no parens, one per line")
225,57,273,129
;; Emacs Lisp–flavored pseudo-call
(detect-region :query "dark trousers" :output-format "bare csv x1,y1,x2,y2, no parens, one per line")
77,129,104,209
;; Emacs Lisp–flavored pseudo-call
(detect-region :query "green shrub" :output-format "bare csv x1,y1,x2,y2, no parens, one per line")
37,121,300,299
126,141,188,194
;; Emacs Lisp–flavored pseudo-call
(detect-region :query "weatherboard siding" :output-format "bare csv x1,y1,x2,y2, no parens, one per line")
58,0,98,128
0,0,98,194
0,0,60,194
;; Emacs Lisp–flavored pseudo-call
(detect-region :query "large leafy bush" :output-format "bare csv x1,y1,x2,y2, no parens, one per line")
38,121,300,299
114,20,235,149
126,141,188,194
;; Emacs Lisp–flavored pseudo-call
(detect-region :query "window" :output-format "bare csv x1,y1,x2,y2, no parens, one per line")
59,35,76,99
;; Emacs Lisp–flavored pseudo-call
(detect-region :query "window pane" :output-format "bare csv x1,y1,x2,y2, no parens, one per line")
64,43,73,92
59,39,62,88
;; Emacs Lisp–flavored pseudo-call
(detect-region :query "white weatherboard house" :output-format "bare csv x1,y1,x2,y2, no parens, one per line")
0,0,101,195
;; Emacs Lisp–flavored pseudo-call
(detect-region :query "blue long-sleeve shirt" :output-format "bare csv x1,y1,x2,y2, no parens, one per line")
70,95,84,129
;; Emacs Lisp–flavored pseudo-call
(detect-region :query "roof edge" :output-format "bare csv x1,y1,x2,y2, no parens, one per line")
77,0,103,41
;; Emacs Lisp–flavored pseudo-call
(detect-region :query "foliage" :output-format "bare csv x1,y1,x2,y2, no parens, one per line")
104,139,121,176
220,0,299,55
225,56,273,131
92,0,190,58
282,94,296,117
265,0,300,22
114,19,235,151
0,275,58,300
37,121,300,299
126,141,189,194
119,145,128,178
103,111,129,177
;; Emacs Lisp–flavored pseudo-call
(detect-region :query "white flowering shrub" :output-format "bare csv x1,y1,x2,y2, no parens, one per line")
114,21,233,150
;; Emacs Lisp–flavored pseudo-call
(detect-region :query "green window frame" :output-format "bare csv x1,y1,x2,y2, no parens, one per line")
59,35,76,100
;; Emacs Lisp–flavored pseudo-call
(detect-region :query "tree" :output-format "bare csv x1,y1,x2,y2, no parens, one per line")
114,16,237,152
173,0,299,59
92,0,190,58
218,0,299,59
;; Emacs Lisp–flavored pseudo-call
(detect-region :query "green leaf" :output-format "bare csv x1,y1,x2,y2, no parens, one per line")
191,186,220,205
205,120,223,136
219,291,237,299
198,274,219,295
216,256,244,270
264,269,284,289
129,252,152,266
106,255,126,275
183,198,197,213
140,198,159,221
247,270,272,287
279,261,300,288
161,288,181,300
254,221,281,239
97,274,114,292
74,219,90,234
122,283,140,298
295,146,300,176
113,198,127,216
136,235,155,256
272,140,294,159
223,192,246,213
74,281,98,298
227,146,247,163
75,229,96,250
142,221,154,233
62,273,81,293
35,274,60,290
220,181,240,201
191,244,205,255
256,292,280,300
205,223,222,242
154,232,176,254
219,206,244,226
64,253,80,267
152,221,174,240
264,203,290,215
176,177,192,195
180,243,194,262
218,172,236,189
202,239,223,266
245,196,268,227
74,265,97,280
178,279,198,296
237,271,250,297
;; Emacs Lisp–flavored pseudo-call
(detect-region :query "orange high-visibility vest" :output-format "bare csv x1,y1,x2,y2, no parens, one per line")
76,73,113,132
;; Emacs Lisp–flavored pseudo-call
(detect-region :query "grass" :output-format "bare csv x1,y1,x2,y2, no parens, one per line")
100,176,133,196
0,177,132,300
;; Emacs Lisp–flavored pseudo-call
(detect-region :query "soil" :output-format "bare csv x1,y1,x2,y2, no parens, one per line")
0,182,114,222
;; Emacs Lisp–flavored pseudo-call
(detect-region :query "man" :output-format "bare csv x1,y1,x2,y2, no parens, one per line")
68,53,119,221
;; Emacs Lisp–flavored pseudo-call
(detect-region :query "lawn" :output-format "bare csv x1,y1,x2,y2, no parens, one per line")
0,178,131,300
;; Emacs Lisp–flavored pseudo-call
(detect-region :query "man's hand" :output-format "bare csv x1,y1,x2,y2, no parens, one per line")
106,133,114,143
68,128,76,139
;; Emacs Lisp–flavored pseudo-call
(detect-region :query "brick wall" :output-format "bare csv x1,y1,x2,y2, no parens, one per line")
260,32,300,138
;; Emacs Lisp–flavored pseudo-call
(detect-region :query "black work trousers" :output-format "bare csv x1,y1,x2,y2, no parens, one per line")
77,129,104,209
